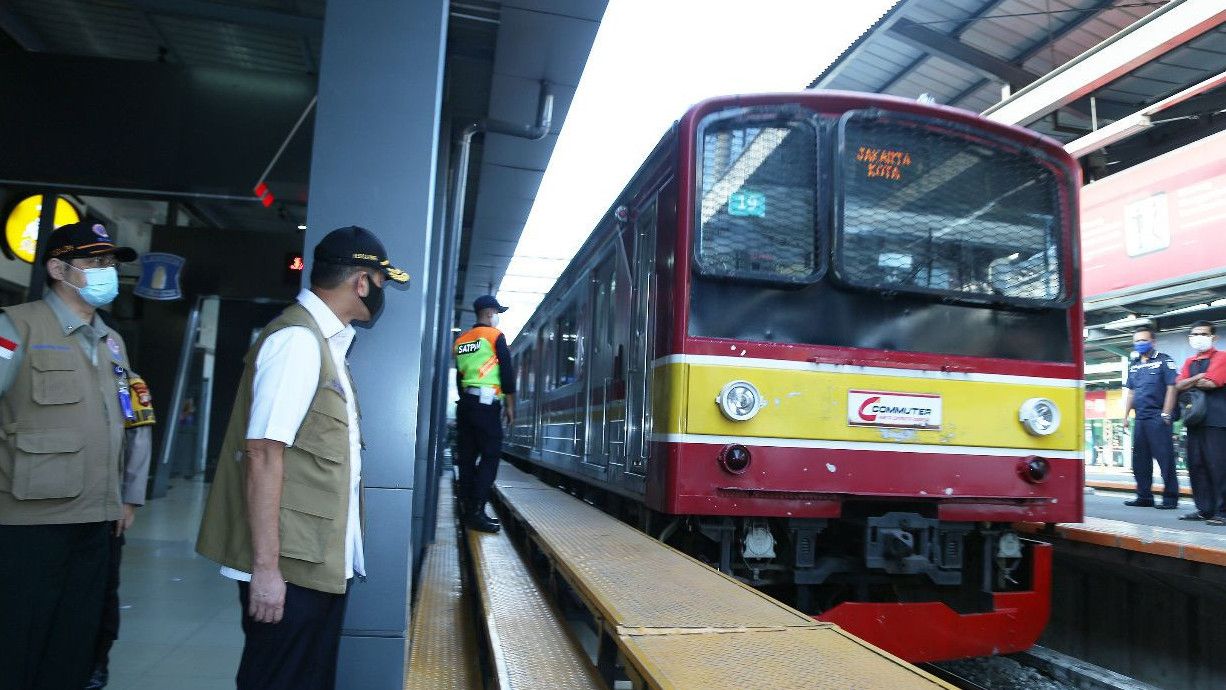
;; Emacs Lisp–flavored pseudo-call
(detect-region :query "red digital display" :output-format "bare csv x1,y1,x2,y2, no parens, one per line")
855,146,913,181
284,253,305,285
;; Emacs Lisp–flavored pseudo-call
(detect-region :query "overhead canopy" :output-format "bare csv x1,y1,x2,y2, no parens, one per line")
811,0,1226,368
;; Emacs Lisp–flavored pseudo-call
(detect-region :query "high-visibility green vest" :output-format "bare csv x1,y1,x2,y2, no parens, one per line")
454,325,504,396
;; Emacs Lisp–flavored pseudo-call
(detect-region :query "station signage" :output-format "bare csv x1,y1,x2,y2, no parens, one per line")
134,253,185,301
1082,128,1226,298
847,389,942,430
3,195,80,263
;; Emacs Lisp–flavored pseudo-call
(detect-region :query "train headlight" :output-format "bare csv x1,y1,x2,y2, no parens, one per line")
1019,398,1061,436
716,380,765,421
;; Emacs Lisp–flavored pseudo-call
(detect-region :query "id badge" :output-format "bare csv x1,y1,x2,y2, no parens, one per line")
479,387,495,405
113,364,136,422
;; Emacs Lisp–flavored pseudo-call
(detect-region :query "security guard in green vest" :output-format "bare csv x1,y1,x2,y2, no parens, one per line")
0,222,139,690
197,226,408,690
453,295,516,533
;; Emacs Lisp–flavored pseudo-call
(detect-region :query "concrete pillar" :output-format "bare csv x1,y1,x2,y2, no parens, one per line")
304,1,448,687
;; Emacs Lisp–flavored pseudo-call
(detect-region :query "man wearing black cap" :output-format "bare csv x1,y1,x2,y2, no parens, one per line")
0,222,140,690
197,226,408,690
453,295,516,533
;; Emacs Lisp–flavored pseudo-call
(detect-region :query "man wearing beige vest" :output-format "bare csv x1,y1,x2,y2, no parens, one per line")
0,222,139,690
197,226,408,690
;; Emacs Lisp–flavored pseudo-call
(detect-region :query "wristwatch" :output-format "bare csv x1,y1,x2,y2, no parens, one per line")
1161,412,1172,420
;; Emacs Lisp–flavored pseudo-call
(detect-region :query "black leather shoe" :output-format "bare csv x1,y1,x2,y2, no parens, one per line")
466,512,501,534
479,502,500,526
1179,511,1206,521
85,668,108,690
1124,498,1155,507
1156,503,1179,510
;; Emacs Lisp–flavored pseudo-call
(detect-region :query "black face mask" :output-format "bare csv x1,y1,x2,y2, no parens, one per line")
356,274,385,328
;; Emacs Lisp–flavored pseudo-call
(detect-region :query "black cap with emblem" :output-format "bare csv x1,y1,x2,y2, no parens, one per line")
314,225,410,285
46,222,138,263
472,295,507,313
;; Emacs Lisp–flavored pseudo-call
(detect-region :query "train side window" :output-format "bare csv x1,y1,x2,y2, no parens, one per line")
554,307,578,388
521,346,533,396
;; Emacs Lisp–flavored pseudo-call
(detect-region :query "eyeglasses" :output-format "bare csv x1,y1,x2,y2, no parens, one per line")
73,256,120,269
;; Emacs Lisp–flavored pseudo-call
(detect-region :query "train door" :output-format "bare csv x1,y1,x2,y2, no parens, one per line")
533,328,550,459
583,252,617,470
625,197,658,477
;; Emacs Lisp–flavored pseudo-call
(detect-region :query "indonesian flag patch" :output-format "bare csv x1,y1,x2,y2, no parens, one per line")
0,337,16,360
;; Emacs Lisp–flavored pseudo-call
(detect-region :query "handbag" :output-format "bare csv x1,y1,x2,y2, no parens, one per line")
1180,389,1207,427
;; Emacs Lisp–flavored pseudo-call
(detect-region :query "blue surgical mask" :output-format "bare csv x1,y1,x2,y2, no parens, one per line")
68,265,120,307
1133,341,1153,355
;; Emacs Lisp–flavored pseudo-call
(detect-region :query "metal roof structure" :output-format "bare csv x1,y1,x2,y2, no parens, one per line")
812,0,1226,148
811,0,1226,369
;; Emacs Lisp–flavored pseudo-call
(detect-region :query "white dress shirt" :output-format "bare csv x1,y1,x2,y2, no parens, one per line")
221,289,365,582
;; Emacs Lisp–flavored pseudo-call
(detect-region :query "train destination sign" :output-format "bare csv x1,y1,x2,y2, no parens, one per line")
847,389,942,430
854,145,913,181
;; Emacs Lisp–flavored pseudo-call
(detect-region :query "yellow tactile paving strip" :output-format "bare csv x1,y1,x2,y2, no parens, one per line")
493,463,952,689
405,481,481,690
621,628,945,689
468,524,604,689
499,484,810,631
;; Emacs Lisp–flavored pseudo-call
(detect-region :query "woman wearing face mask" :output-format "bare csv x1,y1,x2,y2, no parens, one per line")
0,221,141,689
1175,321,1226,525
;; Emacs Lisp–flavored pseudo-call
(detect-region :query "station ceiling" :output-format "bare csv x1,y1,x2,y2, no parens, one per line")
0,0,606,323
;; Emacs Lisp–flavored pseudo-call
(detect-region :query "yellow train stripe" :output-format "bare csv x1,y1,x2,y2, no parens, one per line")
656,362,1082,452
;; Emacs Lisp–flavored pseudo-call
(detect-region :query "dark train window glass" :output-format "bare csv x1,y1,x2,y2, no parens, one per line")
554,307,578,388
837,112,1065,304
523,347,533,395
697,116,819,283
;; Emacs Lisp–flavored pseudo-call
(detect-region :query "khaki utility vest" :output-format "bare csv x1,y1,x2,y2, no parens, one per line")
0,300,128,525
196,303,357,594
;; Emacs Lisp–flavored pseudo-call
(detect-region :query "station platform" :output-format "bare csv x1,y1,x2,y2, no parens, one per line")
1085,466,1193,498
407,461,954,689
1022,484,1226,566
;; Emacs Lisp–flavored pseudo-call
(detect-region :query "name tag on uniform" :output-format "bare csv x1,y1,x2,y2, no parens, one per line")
479,387,495,405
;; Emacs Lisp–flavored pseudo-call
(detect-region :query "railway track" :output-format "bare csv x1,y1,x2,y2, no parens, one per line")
920,663,990,690
928,647,1161,690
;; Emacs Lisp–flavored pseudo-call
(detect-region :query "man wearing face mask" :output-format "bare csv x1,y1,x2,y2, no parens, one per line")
1122,326,1180,509
452,295,515,533
1176,321,1226,525
0,222,139,690
197,226,408,690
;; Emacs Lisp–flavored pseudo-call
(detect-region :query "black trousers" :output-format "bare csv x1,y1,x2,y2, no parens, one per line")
1187,426,1226,518
237,581,349,690
0,521,110,690
455,394,503,510
92,530,125,673
1132,416,1179,503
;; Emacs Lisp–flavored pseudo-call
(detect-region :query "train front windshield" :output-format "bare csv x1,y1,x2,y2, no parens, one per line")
837,112,1064,304
690,108,1075,362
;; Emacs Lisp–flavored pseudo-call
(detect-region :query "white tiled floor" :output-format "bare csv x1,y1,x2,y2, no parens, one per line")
107,477,242,690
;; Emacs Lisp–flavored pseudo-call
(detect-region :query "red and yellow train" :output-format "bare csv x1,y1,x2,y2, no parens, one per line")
504,91,1083,662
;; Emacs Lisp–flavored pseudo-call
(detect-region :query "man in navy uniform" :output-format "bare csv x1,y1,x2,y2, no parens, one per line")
1122,325,1179,509
453,295,516,533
